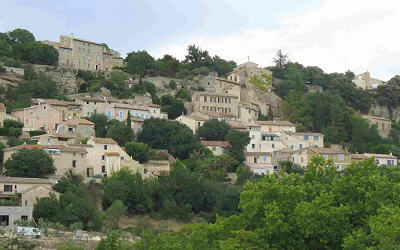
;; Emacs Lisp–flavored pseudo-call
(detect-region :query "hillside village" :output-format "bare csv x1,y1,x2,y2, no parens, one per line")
1,29,400,248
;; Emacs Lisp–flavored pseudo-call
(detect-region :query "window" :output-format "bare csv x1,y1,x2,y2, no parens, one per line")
387,159,395,166
299,144,303,149
338,154,344,160
263,155,267,162
72,160,76,168
272,144,275,149
104,145,108,150
212,146,216,151
107,111,112,120
119,111,123,119
337,165,342,171
313,136,319,141
323,154,329,160
204,96,207,102
4,185,12,192
84,127,88,135
304,135,310,140
102,155,105,160
254,157,257,163
252,144,255,149
21,215,28,220
102,165,106,173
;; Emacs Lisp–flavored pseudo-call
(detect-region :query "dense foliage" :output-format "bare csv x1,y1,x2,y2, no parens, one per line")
133,157,400,249
0,29,58,65
137,118,201,159
3,148,56,178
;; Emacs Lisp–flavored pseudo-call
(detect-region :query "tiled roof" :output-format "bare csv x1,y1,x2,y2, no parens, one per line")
76,96,106,103
307,147,350,154
362,115,391,122
148,103,161,108
62,118,94,126
179,115,208,121
227,121,246,129
92,137,118,144
196,91,239,98
255,120,295,126
31,98,80,107
0,103,6,112
364,153,397,159
114,103,149,111
4,144,43,151
351,154,368,160
285,132,325,137
0,176,51,185
245,163,274,169
42,145,87,154
201,141,229,148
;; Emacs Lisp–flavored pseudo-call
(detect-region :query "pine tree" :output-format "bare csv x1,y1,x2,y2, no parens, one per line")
266,106,274,120
127,110,132,128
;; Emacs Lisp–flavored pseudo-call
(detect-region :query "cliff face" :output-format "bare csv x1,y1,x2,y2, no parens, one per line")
369,104,400,122
32,65,80,94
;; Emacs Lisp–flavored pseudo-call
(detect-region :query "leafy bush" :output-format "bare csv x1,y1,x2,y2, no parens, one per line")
29,130,46,137
3,119,24,128
168,80,177,89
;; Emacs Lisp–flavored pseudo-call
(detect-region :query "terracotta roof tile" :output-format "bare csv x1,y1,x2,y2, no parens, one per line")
255,120,295,126
0,176,51,185
201,141,229,148
92,137,118,144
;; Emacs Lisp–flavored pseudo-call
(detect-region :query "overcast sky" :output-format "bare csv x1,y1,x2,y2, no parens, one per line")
1,0,400,80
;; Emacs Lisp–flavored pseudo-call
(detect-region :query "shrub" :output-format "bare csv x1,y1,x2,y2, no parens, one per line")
0,128,8,136
3,119,24,128
8,128,22,137
0,66,5,73
168,80,177,89
29,130,46,137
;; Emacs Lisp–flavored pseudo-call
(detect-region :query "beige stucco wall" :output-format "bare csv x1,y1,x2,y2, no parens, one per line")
192,92,239,118
21,186,59,207
12,104,63,132
175,115,205,133
204,145,227,155
282,133,324,151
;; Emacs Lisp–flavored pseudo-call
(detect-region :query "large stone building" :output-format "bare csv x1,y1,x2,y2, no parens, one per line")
43,35,123,71
352,71,385,89
362,115,392,138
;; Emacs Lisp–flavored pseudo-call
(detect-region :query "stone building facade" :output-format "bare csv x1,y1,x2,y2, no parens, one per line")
43,35,123,71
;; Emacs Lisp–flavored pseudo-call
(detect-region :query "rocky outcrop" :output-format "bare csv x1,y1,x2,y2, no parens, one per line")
369,104,400,122
32,65,80,94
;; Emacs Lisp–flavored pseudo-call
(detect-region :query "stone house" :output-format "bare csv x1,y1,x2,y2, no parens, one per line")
31,98,82,121
130,117,145,134
239,103,260,124
0,206,32,226
43,35,123,71
192,91,240,120
255,120,296,135
352,71,385,89
86,137,143,177
244,152,277,175
30,133,76,145
282,132,324,151
12,103,64,132
201,141,229,155
56,118,95,139
3,144,88,178
364,153,398,166
175,115,208,133
143,160,171,178
0,176,59,207
75,96,109,117
292,147,351,170
362,115,392,138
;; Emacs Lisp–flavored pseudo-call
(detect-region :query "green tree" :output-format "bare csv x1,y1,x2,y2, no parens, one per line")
85,114,109,137
104,200,128,230
183,44,213,70
137,119,201,159
225,130,250,165
212,55,236,76
4,148,55,178
106,120,135,146
53,169,84,193
127,110,131,128
97,231,132,250
266,106,274,120
125,142,152,163
196,119,230,141
33,193,59,223
126,51,156,81
156,54,182,77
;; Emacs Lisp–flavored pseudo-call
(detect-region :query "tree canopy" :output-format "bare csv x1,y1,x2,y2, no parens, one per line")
4,148,55,178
